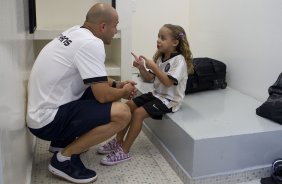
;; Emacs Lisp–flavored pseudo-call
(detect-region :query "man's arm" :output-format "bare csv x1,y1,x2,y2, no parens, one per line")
107,77,117,88
90,81,135,103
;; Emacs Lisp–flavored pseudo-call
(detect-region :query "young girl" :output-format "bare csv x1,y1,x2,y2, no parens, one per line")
99,24,193,165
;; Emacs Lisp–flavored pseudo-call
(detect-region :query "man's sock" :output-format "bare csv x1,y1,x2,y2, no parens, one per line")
56,151,71,162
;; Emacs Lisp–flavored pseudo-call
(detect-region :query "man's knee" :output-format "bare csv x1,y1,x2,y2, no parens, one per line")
111,102,131,128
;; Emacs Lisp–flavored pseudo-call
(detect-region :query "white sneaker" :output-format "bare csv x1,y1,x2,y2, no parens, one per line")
97,138,119,154
100,146,131,166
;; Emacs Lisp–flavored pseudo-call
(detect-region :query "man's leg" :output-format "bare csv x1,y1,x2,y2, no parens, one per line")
62,102,131,157
48,101,131,183
49,138,76,153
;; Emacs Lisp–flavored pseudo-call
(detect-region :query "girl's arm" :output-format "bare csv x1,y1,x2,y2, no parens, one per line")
138,64,154,82
140,56,174,87
131,52,154,82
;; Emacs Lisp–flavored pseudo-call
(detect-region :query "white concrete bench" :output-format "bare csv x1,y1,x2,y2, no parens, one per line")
132,74,282,184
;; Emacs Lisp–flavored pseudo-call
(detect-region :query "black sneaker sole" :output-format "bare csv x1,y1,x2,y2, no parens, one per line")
48,164,97,183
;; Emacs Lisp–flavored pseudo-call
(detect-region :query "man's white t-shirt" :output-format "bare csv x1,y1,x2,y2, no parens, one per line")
27,26,108,129
151,54,188,112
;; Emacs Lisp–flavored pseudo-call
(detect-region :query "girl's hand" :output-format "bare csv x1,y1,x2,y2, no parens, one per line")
131,52,145,69
139,55,155,70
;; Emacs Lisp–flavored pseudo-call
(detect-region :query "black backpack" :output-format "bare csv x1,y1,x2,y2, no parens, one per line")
185,57,227,94
256,73,282,124
261,158,282,184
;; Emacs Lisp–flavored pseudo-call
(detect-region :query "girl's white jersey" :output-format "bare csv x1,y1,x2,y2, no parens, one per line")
151,54,188,112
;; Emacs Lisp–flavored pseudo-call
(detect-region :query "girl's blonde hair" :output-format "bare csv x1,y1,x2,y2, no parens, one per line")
153,24,194,74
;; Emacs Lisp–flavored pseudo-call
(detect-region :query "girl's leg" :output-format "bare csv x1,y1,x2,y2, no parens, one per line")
100,106,149,165
116,100,138,143
97,100,138,154
121,106,149,153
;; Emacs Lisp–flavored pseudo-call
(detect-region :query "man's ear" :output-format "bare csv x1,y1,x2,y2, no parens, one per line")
100,22,106,32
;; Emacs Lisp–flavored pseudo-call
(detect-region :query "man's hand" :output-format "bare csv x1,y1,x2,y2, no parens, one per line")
119,80,137,100
122,83,137,100
118,80,137,88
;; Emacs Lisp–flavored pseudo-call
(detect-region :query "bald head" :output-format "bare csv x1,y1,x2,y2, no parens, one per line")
86,3,117,25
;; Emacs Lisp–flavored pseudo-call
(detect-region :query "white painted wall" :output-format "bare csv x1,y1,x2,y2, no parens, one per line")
189,0,282,101
132,0,282,101
35,0,282,101
0,0,34,183
132,0,190,58
36,0,111,29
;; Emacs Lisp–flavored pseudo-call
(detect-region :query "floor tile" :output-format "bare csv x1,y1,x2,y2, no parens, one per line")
31,131,183,184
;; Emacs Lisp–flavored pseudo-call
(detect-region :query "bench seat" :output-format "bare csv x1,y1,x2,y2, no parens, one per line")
132,74,282,183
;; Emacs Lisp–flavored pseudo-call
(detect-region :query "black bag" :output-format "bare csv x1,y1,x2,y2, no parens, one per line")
185,57,227,94
256,73,282,124
260,158,282,184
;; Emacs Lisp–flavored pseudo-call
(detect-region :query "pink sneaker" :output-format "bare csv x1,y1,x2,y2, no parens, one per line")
100,146,131,165
97,138,119,154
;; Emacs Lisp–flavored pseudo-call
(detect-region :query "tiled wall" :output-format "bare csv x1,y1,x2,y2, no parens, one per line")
0,0,35,183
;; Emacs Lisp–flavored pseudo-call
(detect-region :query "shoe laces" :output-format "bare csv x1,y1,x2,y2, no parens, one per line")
103,138,118,150
106,146,129,161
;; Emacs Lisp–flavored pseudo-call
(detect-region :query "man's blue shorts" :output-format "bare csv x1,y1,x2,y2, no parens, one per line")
29,87,112,146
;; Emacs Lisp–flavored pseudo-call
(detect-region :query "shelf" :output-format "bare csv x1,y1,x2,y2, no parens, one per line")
30,0,132,82
31,28,121,40
105,63,120,76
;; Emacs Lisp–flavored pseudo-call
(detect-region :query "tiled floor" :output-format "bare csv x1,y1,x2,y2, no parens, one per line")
31,131,184,184
239,180,260,184
31,131,261,184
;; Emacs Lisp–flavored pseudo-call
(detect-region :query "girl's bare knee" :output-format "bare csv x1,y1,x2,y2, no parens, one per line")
132,107,148,120
126,100,138,112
